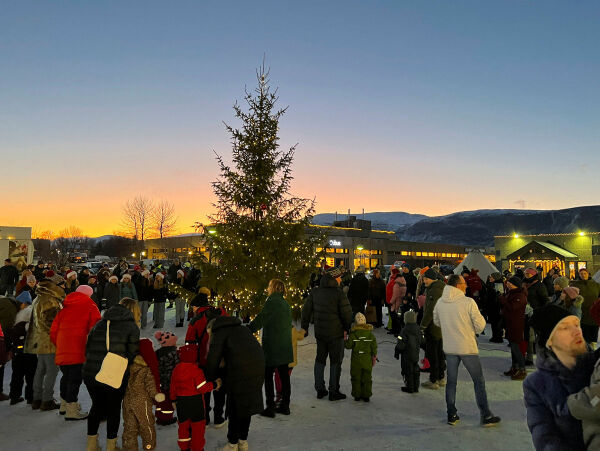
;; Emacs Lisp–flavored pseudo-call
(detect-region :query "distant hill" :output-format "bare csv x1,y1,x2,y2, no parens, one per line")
313,212,428,230
314,206,600,247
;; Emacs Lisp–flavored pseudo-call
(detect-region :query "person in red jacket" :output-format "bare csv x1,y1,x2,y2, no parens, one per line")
171,344,221,451
50,285,101,420
185,292,227,426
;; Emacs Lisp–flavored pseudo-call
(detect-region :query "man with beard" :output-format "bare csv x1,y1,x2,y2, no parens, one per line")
524,304,598,450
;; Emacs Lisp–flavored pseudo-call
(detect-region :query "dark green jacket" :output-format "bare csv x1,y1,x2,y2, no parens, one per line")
344,323,377,369
421,280,445,339
571,279,600,326
249,293,293,367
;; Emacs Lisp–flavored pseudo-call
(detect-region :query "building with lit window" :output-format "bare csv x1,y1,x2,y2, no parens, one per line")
494,232,600,279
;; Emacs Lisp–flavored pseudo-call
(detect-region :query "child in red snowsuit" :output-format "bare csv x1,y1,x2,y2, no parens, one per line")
170,344,221,451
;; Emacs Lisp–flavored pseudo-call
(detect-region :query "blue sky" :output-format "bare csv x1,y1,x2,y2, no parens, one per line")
1,1,599,235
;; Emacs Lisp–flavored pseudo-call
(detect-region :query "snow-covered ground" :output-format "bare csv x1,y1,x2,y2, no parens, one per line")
0,307,534,450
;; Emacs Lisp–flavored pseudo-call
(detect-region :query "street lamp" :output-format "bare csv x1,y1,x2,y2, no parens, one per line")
131,253,136,258
141,251,146,257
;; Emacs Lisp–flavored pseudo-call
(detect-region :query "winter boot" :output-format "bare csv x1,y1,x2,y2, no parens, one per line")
59,397,67,415
0,392,9,401
106,438,121,451
40,399,61,411
221,443,238,451
31,399,42,410
503,367,516,377
10,397,25,405
238,440,249,451
65,402,89,421
511,369,527,381
86,435,102,451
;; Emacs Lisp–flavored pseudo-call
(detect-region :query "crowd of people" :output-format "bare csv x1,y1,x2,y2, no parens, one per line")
2,255,600,449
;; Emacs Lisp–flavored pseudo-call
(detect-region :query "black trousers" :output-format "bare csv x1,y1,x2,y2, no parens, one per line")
9,353,37,401
60,364,83,402
85,377,126,439
226,397,251,445
372,300,383,327
315,338,344,392
403,361,420,391
265,365,291,409
203,383,226,421
425,335,445,383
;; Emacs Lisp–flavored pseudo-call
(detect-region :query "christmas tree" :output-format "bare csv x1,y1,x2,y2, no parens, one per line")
197,64,325,317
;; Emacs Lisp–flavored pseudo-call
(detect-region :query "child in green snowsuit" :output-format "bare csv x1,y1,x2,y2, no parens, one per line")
344,312,377,402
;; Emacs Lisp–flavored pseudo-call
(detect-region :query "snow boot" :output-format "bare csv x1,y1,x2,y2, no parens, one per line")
65,402,88,421
238,440,249,451
511,369,527,381
31,399,41,410
10,397,25,405
503,367,516,377
316,389,328,399
86,435,102,451
40,399,61,411
59,397,67,415
421,381,439,390
221,443,238,451
106,438,121,451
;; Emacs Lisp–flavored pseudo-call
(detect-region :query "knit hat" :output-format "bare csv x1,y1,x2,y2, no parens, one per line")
354,312,366,325
490,272,502,282
524,268,538,277
563,286,580,300
404,310,417,324
108,275,118,283
423,268,437,280
16,291,32,305
197,287,211,297
134,265,141,272
579,267,590,274
177,269,185,278
138,338,165,403
121,273,131,281
508,276,522,288
390,267,400,276
25,274,36,284
49,273,65,285
326,267,342,279
66,271,77,280
75,285,94,297
155,272,164,279
154,330,178,347
553,276,569,290
401,263,411,269
190,293,209,308
177,344,198,364
530,304,573,349
141,269,150,277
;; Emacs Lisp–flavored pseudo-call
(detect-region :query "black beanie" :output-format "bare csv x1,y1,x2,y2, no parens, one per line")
423,268,437,280
529,304,572,348
190,293,209,308
508,276,522,288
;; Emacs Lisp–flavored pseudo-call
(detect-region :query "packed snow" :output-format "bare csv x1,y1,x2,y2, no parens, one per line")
0,307,534,450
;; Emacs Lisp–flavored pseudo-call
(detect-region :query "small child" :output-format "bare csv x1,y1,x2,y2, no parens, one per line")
155,330,180,426
122,338,165,451
568,356,600,449
275,326,304,406
394,310,423,393
171,344,221,451
344,312,377,402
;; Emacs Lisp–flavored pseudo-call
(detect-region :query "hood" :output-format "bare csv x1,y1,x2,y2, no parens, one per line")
211,315,242,332
133,354,148,367
103,304,135,322
440,285,468,303
35,280,65,301
177,344,198,363
351,323,373,331
62,291,94,307
319,274,339,289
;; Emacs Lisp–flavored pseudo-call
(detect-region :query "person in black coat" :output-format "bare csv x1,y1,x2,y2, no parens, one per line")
368,269,386,327
301,268,353,401
394,310,423,393
83,303,140,448
0,259,19,296
401,264,418,300
347,268,369,317
206,316,265,450
485,273,505,343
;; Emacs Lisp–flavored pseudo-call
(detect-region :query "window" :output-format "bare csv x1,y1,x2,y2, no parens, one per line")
415,252,422,257
401,251,409,256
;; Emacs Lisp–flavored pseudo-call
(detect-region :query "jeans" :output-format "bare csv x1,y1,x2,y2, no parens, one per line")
265,365,291,409
139,300,149,328
153,302,166,328
445,354,492,418
227,396,251,445
9,353,37,401
59,364,83,402
0,283,15,296
33,353,59,402
85,377,127,439
175,297,186,324
314,338,344,392
509,341,526,370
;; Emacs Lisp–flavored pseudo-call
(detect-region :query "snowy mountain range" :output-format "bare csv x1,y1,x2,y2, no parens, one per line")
314,206,600,246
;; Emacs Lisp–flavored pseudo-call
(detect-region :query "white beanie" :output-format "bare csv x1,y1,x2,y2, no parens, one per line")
141,270,150,277
155,273,164,279
121,273,131,282
177,270,185,278
66,271,77,280
109,275,118,282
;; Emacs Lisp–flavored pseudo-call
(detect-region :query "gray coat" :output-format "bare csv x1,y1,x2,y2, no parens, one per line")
568,357,600,450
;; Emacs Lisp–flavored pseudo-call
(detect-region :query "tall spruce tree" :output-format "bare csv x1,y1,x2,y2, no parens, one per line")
197,65,325,317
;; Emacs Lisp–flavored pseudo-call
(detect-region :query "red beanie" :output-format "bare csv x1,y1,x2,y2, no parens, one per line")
139,338,165,402
177,344,198,364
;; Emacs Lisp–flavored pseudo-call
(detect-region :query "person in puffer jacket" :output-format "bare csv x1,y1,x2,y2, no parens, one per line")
344,313,377,402
394,310,423,393
122,338,165,451
171,344,220,451
155,330,179,425
389,273,407,335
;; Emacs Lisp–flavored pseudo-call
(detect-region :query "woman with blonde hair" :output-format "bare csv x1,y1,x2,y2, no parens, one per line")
119,297,142,328
249,279,293,417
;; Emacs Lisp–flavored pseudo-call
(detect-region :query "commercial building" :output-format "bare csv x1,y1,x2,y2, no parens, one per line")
494,232,600,279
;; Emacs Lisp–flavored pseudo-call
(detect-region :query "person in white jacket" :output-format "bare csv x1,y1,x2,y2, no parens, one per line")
433,274,501,427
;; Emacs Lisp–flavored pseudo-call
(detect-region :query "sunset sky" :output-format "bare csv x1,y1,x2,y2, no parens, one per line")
2,1,599,237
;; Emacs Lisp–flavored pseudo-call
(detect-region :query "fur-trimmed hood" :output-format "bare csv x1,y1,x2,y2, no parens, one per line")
351,323,373,331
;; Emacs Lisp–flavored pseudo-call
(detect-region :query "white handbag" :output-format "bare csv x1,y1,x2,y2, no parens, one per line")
95,320,128,389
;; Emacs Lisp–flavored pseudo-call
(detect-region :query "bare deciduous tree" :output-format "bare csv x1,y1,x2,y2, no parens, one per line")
153,200,178,239
121,195,154,240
